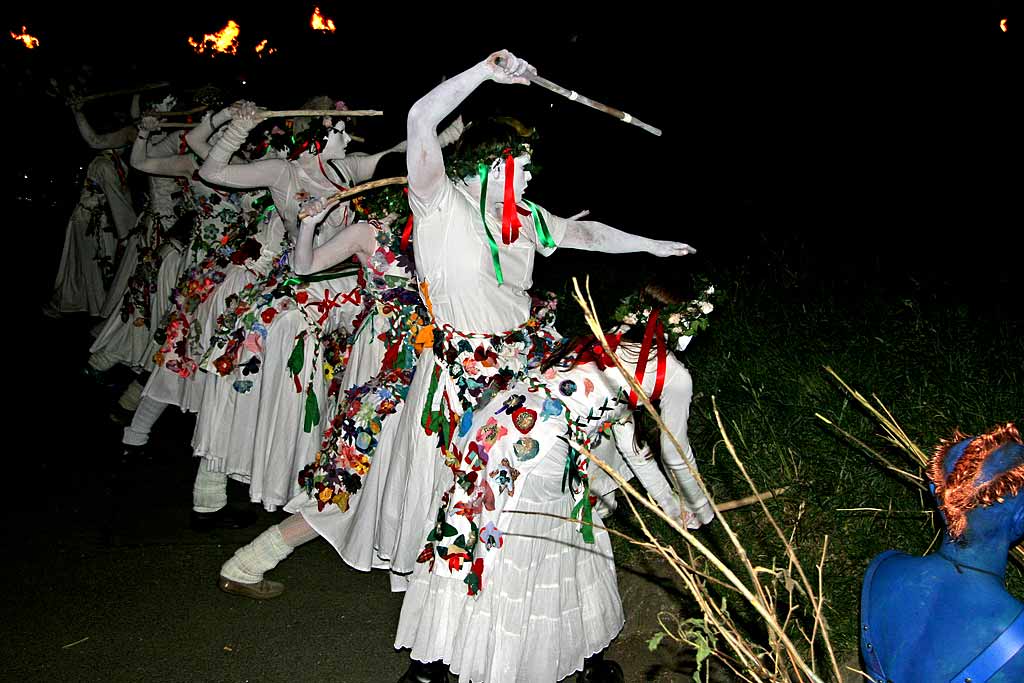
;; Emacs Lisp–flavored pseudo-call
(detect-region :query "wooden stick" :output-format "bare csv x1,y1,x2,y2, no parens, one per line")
155,122,198,129
78,82,170,104
495,58,661,136
259,109,382,118
717,487,789,512
143,106,207,117
298,177,408,219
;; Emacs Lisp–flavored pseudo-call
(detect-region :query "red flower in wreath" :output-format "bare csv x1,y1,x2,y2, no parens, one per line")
261,307,278,324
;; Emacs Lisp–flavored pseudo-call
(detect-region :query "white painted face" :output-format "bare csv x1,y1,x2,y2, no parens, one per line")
488,153,532,203
320,117,350,158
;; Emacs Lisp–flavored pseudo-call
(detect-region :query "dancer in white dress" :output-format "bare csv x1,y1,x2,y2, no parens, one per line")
190,99,403,522
119,107,266,452
216,188,430,598
396,314,714,682
87,99,188,376
48,95,139,317
377,50,696,595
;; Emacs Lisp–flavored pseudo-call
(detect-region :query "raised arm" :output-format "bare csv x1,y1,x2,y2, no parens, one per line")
560,219,695,257
407,50,532,200
185,105,235,160
131,117,194,177
658,360,713,528
199,102,288,191
291,199,376,275
71,101,136,150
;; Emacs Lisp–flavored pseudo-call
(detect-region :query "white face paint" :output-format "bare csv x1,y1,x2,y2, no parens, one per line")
320,117,350,159
485,153,531,204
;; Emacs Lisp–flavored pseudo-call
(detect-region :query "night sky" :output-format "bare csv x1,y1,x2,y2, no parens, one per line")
3,3,1017,299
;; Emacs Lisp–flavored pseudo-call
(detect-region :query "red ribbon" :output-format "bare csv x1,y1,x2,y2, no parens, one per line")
400,215,414,252
340,287,362,306
629,310,668,409
501,155,521,245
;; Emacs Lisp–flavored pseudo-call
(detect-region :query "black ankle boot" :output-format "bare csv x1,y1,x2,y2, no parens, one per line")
577,651,625,683
397,658,449,683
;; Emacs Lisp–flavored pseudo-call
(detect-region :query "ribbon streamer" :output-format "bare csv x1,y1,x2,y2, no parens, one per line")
477,163,504,285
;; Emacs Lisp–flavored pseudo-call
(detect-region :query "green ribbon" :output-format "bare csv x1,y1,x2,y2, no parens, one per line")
477,163,504,285
284,262,360,286
303,386,320,433
523,200,557,249
571,478,595,544
287,331,306,376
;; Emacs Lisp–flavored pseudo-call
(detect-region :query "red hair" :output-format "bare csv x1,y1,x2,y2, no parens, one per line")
928,423,1024,540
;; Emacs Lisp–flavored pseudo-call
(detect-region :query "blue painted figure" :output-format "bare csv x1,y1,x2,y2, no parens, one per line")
860,423,1024,683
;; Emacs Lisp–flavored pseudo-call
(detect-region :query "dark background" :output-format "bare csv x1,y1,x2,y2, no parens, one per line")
2,2,1018,301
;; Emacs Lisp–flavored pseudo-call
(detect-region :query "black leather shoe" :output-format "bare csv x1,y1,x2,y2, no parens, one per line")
577,653,625,682
397,659,450,683
190,507,258,532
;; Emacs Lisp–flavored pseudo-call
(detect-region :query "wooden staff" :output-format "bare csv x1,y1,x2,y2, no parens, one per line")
495,57,661,137
298,177,407,219
154,122,198,129
143,105,207,117
77,82,170,104
717,487,789,512
258,109,383,118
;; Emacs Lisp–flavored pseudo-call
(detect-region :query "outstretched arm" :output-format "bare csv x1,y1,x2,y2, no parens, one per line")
407,50,532,200
291,199,376,275
131,117,194,177
199,102,288,190
560,219,695,257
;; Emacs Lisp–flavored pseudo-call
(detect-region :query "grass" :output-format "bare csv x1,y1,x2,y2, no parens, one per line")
540,244,1023,676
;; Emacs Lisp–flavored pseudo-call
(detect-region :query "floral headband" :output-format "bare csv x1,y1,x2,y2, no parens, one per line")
613,284,716,351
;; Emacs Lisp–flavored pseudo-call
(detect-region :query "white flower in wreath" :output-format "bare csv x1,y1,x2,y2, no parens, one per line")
668,313,682,324
642,307,652,318
700,301,714,315
623,313,638,325
706,286,715,295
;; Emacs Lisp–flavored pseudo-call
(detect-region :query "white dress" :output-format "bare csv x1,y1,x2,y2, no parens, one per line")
285,219,428,571
50,150,135,315
396,349,708,683
142,173,255,411
376,177,566,576
90,133,186,369
192,156,374,510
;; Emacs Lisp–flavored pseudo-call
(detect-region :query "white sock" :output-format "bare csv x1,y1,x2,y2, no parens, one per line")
192,462,228,513
88,350,118,372
122,396,168,446
220,525,293,584
118,380,146,411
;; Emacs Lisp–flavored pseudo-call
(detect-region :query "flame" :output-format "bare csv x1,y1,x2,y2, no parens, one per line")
1000,18,1008,33
10,26,39,49
188,20,240,55
255,39,277,57
311,7,336,32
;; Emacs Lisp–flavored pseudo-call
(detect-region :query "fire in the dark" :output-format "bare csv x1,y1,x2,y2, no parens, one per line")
188,20,240,55
11,26,40,49
311,7,336,32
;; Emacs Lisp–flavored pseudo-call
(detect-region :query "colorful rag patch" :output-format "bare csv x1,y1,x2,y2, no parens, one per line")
559,379,577,396
513,437,540,462
511,407,538,434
